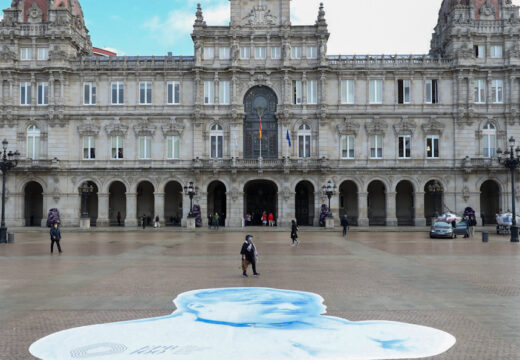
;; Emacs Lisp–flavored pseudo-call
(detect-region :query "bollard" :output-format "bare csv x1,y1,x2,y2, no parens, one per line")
7,233,14,243
482,232,488,243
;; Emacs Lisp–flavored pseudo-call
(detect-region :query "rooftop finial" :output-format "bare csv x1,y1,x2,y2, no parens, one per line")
194,3,206,27
316,3,327,26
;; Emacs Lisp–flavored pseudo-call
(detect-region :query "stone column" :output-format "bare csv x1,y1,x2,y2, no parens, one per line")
415,191,426,226
97,193,109,227
280,191,295,227
314,191,322,226
126,192,137,227
358,192,369,227
227,191,244,227
386,191,397,227
154,192,165,226
181,193,190,227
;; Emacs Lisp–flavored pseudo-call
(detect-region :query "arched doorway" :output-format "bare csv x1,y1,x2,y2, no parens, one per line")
368,181,386,226
480,180,500,225
295,181,315,226
244,180,278,226
243,86,278,158
165,181,183,226
424,180,444,225
109,181,126,226
339,181,358,226
81,181,98,226
24,181,43,227
208,181,227,227
137,181,154,226
396,181,414,226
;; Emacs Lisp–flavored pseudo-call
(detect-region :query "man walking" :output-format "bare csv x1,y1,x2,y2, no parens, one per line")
142,214,146,229
341,214,349,237
241,235,259,277
50,222,62,254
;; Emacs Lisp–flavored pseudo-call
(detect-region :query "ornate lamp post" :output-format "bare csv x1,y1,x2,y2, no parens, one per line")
0,139,20,244
321,179,337,218
427,181,444,218
184,182,198,217
496,136,520,243
78,182,94,219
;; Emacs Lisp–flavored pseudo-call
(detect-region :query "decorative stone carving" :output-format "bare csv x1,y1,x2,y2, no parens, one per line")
316,3,327,26
336,117,360,135
194,3,206,27
393,117,416,136
77,120,100,136
27,2,43,23
105,121,128,136
479,0,496,19
162,117,185,136
0,46,16,61
49,46,68,61
422,117,445,135
462,186,470,202
134,119,156,136
243,5,277,27
365,118,388,135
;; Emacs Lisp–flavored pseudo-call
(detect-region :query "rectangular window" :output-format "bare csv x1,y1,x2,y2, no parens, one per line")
292,80,302,105
341,80,355,104
27,135,40,159
240,47,250,59
111,82,124,105
83,136,96,160
474,45,485,58
37,82,48,106
203,47,214,60
271,47,281,59
167,136,180,159
84,82,96,105
219,81,230,105
211,135,223,159
490,45,503,58
298,135,311,158
20,82,32,105
398,135,411,158
37,48,48,60
219,47,230,60
139,82,152,104
307,46,318,59
474,79,486,104
483,134,496,158
255,47,266,59
20,48,32,61
370,135,383,158
291,46,302,59
111,136,124,159
204,81,215,105
425,79,439,104
139,136,152,159
167,81,181,105
341,135,355,159
397,80,411,104
307,80,318,105
492,80,503,104
426,135,439,159
369,80,383,104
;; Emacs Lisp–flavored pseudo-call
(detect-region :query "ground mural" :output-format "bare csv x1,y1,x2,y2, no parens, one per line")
30,288,456,359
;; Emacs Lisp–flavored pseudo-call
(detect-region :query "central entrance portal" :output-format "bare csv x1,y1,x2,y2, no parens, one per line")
244,180,278,226
244,86,278,158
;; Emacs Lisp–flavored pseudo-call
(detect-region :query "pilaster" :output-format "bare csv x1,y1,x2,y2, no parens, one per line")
126,192,137,227
358,192,369,227
97,193,109,227
415,191,426,226
386,191,398,227
154,192,165,225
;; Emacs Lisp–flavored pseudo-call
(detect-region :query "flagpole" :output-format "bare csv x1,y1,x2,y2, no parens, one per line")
259,114,262,159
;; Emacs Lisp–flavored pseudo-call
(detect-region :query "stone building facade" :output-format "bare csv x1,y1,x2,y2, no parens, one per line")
1,0,520,228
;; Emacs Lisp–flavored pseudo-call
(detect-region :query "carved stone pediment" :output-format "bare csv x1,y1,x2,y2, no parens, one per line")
365,118,388,135
134,120,156,136
27,2,43,23
479,0,496,19
0,46,16,61
336,117,360,135
77,122,100,136
422,118,445,135
49,46,68,61
243,5,277,27
393,118,416,135
105,121,128,136
162,117,185,136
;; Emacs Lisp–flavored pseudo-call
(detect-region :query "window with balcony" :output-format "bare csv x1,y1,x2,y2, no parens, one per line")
203,47,214,60
474,45,485,58
482,123,496,158
490,45,503,58
491,80,503,104
255,47,266,59
27,125,40,159
20,48,32,61
240,47,250,59
397,80,411,104
298,124,311,158
271,47,281,59
210,124,223,159
292,80,302,105
474,79,486,104
219,47,230,60
37,48,48,60
307,46,318,59
219,81,230,105
204,81,215,105
291,46,302,59
307,80,318,105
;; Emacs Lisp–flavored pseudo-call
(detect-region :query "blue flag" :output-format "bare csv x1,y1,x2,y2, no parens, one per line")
286,129,292,148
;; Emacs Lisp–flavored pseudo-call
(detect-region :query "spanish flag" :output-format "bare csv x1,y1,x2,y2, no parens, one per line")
259,118,263,140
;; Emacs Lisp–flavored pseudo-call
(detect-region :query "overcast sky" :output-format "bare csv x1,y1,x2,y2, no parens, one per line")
76,0,520,56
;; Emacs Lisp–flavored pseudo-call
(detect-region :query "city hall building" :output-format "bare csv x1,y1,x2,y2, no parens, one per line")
1,0,519,228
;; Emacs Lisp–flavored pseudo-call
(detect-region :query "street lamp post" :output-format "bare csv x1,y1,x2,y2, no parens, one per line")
496,137,520,243
78,183,94,219
427,181,444,218
184,182,198,217
0,139,20,244
321,180,337,218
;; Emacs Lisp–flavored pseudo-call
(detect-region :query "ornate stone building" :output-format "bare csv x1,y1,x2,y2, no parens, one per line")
1,0,519,228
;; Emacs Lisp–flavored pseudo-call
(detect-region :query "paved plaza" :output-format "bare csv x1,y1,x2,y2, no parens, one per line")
0,229,519,359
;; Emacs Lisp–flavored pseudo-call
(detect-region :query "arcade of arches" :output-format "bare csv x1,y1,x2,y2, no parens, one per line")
18,178,504,227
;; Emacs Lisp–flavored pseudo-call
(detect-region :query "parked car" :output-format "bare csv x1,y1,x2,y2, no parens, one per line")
430,221,455,239
453,222,470,238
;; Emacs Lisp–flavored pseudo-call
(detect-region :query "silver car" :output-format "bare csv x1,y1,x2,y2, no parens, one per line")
430,221,456,239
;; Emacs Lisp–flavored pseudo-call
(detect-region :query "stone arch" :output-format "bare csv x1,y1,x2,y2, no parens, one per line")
18,176,48,193
130,178,158,193
475,176,504,193
103,178,130,194
243,179,279,226
78,180,99,226
24,181,44,227
339,180,359,226
295,180,315,226
164,181,183,226
393,177,418,193
136,181,155,226
480,179,501,225
363,177,391,193
396,180,415,226
108,181,126,226
207,181,227,227
367,180,386,226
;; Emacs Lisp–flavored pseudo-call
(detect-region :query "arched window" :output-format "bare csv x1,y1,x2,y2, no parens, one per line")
27,125,40,159
482,123,496,158
210,124,223,159
298,124,311,158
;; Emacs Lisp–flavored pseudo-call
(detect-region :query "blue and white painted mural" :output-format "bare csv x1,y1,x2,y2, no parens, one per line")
30,288,456,359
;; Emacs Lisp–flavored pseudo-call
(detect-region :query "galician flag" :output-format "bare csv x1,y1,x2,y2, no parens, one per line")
286,129,292,147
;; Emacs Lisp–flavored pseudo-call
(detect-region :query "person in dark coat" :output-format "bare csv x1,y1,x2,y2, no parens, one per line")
290,220,299,246
240,234,259,277
341,214,349,237
117,211,121,226
50,222,62,254
142,214,146,229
